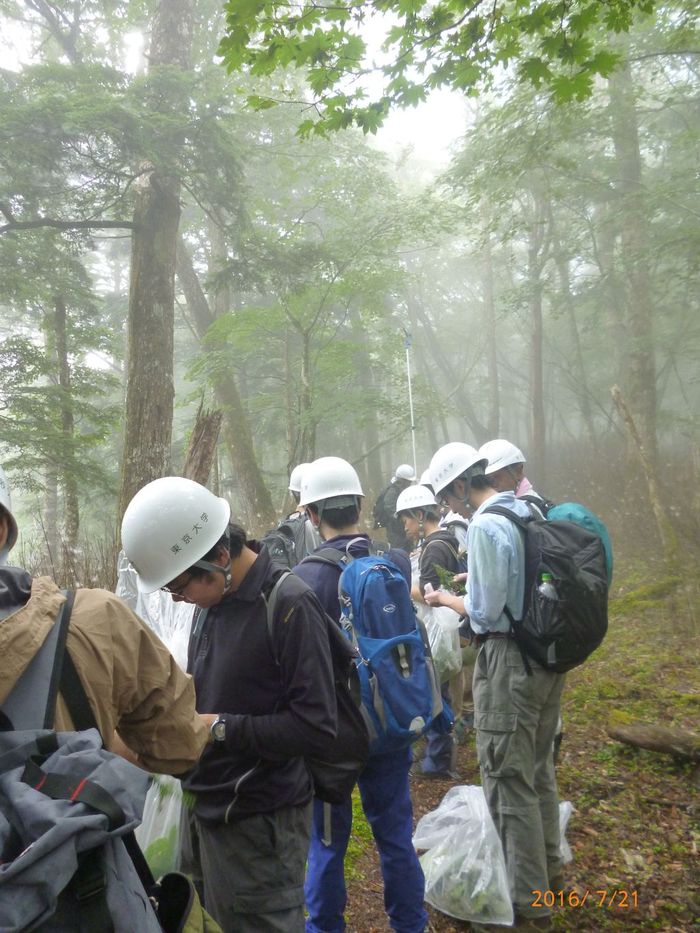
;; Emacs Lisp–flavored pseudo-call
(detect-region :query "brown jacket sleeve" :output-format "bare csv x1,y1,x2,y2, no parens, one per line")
55,587,207,774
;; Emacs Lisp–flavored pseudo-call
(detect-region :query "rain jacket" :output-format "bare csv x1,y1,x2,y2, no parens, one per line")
0,568,208,774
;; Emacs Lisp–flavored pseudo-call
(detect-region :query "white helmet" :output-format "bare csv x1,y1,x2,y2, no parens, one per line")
428,442,486,494
392,463,416,483
395,485,438,516
298,456,364,508
479,439,526,475
121,477,231,593
0,466,18,561
419,468,432,487
288,462,310,494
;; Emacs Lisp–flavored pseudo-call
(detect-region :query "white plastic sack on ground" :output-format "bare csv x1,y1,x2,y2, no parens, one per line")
414,785,513,926
135,775,183,878
423,602,462,681
559,800,574,863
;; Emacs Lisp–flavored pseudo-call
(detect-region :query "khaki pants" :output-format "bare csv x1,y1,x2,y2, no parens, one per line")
473,638,565,918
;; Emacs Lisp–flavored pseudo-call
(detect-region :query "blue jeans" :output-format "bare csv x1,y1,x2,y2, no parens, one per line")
305,747,428,933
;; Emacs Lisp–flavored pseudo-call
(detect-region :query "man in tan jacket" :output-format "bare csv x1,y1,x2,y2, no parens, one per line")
0,469,207,775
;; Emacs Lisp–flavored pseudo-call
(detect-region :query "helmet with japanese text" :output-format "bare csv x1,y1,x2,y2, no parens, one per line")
428,442,486,495
395,484,438,517
121,476,231,593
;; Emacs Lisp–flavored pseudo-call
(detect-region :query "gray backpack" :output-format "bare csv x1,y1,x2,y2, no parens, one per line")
0,590,220,933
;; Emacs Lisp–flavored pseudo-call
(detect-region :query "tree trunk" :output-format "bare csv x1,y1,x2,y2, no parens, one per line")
176,238,276,530
555,256,598,452
117,0,195,527
53,295,79,550
182,402,223,485
607,60,658,466
528,191,548,484
611,385,678,564
607,713,699,760
483,235,500,437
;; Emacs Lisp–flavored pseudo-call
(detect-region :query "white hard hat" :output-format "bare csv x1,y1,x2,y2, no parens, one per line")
299,456,364,508
419,469,432,487
121,477,231,593
479,439,526,475
428,442,486,495
288,462,311,494
0,466,18,561
395,485,438,516
392,463,416,483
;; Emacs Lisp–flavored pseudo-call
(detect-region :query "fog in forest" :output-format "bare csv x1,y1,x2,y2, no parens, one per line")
1,0,698,585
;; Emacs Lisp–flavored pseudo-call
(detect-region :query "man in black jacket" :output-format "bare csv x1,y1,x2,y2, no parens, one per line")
372,463,416,550
122,477,337,933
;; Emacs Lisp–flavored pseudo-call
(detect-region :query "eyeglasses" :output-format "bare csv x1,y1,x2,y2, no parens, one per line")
161,573,192,597
437,489,454,507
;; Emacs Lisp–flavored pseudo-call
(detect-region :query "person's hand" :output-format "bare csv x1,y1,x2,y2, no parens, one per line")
423,583,442,607
452,572,468,584
199,713,218,728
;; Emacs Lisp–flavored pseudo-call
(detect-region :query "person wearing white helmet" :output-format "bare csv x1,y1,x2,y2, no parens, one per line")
395,485,462,780
372,462,416,550
122,476,337,933
425,443,565,926
478,439,554,514
260,463,321,567
0,468,207,776
294,456,429,933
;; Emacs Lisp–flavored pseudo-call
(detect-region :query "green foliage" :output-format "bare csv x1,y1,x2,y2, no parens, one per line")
218,0,657,135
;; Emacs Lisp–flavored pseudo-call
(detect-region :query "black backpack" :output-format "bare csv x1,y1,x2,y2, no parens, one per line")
260,515,308,569
263,571,370,804
483,506,609,674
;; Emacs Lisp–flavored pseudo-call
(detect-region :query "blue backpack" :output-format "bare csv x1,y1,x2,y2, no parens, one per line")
302,544,451,754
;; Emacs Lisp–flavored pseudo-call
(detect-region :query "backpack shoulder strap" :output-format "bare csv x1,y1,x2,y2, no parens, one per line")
262,570,310,664
58,592,99,734
299,547,350,571
482,504,532,529
1,588,74,731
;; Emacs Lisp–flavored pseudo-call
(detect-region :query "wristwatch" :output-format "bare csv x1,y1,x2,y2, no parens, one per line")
210,715,226,743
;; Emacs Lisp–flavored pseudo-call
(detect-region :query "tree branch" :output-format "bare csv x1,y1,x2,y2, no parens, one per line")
0,217,135,235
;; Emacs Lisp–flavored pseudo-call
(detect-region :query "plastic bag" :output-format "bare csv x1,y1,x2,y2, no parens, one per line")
415,785,513,925
559,799,574,863
135,775,184,878
116,552,193,876
116,550,195,670
423,602,462,681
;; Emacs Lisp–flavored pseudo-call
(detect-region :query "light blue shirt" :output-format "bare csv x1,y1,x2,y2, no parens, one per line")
464,491,530,635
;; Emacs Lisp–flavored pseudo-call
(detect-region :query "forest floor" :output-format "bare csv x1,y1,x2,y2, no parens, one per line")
343,563,700,932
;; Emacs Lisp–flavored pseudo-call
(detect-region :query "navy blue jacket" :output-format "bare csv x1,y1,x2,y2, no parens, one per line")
184,544,337,823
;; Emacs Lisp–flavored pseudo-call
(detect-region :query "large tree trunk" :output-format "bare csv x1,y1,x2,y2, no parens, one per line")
117,0,195,526
483,235,500,437
527,190,549,484
176,239,276,530
607,60,658,466
555,255,598,452
53,295,79,550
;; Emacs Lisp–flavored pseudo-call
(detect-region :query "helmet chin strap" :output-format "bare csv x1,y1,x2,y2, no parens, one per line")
193,558,233,592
